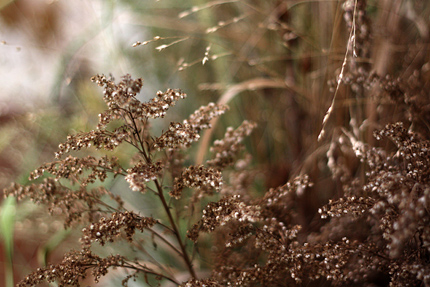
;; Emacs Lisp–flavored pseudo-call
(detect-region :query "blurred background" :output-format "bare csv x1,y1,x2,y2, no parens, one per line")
1,0,429,286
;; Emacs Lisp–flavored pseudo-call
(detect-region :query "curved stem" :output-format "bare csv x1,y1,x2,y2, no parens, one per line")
126,261,180,285
83,261,180,285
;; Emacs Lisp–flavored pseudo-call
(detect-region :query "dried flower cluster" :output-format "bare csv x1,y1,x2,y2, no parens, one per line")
153,103,228,151
125,161,163,192
4,0,430,286
171,165,222,199
80,211,158,248
4,178,123,227
207,120,257,169
3,74,255,286
316,121,430,286
30,155,123,185
17,250,126,287
187,194,260,242
92,74,186,123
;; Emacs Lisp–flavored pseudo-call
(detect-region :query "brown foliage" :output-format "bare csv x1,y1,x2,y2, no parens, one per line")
3,0,430,286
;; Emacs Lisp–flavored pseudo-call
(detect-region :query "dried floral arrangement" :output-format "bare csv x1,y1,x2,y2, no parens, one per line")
5,73,430,286
4,73,257,286
3,0,430,286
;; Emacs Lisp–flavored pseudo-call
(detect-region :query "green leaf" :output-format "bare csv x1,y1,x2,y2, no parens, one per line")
0,196,16,287
0,196,16,256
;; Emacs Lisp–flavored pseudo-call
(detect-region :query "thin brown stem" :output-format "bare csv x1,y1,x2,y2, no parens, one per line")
128,113,197,279
83,261,180,285
148,228,183,257
154,179,197,278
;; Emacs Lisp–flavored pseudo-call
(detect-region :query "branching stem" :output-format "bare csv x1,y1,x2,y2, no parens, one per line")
129,113,197,279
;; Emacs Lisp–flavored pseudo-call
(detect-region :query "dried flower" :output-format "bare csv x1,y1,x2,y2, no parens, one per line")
125,161,163,192
171,165,222,199
153,122,200,151
17,250,126,287
207,120,257,169
80,211,157,248
153,103,228,151
30,155,123,185
187,195,260,242
92,74,186,128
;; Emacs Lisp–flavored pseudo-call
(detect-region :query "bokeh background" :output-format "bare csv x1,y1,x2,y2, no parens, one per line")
1,0,429,286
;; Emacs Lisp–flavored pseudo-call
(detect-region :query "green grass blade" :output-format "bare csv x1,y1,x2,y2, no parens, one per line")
0,196,16,287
